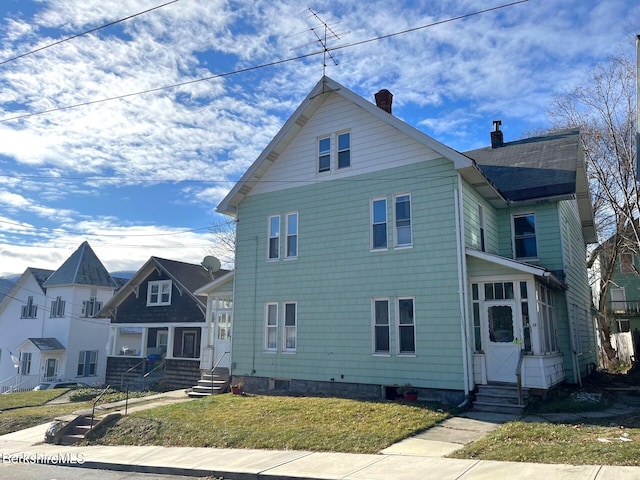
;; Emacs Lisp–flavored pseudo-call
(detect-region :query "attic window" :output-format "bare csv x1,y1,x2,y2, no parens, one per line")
318,137,330,172
147,280,172,306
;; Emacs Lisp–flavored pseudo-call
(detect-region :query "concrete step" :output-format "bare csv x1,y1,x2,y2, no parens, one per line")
472,401,525,415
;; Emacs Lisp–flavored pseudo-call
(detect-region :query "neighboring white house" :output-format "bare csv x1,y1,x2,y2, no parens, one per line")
0,242,124,392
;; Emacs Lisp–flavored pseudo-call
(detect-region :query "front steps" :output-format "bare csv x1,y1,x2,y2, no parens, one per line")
473,384,529,415
187,368,230,398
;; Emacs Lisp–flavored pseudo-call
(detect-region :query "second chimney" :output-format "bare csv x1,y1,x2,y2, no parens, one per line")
491,120,503,148
375,89,393,114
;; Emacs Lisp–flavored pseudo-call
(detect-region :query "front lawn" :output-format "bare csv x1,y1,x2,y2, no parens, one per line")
0,390,69,410
450,420,640,466
0,403,92,435
95,394,449,453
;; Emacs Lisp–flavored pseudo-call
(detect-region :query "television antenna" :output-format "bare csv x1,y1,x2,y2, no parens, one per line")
291,8,350,77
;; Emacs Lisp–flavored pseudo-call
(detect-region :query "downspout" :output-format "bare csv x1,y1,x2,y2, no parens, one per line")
454,176,472,401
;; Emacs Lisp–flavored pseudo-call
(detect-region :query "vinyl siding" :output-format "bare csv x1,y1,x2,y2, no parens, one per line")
461,179,498,253
233,159,466,391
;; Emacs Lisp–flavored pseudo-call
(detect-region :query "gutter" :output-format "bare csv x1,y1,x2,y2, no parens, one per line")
454,176,472,398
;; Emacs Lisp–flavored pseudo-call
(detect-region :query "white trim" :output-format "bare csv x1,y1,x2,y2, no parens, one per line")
147,280,172,306
396,297,416,356
371,298,391,355
283,301,297,353
285,211,299,259
512,213,538,260
264,302,278,352
370,196,388,251
466,248,553,278
393,192,413,249
267,214,281,260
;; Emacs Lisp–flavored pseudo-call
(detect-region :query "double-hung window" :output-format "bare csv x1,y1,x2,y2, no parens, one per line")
77,350,98,376
478,204,486,252
373,299,390,354
371,198,387,250
286,212,298,258
318,137,331,172
284,302,297,352
397,298,416,355
337,132,350,169
147,280,172,306
268,215,280,260
21,296,37,319
394,194,412,247
265,303,278,351
82,297,103,317
50,296,65,318
20,352,31,374
513,213,537,259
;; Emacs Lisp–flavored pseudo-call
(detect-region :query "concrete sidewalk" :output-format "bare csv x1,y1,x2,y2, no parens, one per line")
1,392,639,479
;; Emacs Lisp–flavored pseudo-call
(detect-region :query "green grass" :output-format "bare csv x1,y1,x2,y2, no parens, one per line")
95,394,449,453
0,389,69,410
450,420,640,466
0,402,92,435
527,388,610,414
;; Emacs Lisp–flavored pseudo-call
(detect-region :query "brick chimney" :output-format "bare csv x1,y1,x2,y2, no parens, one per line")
374,89,393,114
491,120,503,148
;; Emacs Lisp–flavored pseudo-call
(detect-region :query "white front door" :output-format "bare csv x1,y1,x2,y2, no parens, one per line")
483,301,521,383
214,311,231,368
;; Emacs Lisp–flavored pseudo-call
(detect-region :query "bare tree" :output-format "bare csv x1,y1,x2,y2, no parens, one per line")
208,217,236,269
546,47,637,366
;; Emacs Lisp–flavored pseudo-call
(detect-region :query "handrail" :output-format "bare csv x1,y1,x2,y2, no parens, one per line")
209,351,230,394
515,350,525,406
143,358,166,378
120,358,146,390
89,384,111,437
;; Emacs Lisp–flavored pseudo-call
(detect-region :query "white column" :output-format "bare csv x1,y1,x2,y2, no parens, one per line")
140,327,148,357
166,327,175,359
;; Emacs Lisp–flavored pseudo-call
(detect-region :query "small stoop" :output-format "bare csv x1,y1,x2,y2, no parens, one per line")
59,415,102,445
187,368,230,398
472,384,529,415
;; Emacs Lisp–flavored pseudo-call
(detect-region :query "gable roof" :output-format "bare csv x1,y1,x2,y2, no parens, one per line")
217,75,496,216
0,267,55,316
96,256,229,318
42,241,117,288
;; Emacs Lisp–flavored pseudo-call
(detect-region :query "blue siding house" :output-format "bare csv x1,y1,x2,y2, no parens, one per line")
218,77,598,406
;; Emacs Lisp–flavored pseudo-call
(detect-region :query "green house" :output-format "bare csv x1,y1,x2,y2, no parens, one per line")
218,76,598,405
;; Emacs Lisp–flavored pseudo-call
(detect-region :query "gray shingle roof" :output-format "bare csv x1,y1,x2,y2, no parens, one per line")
464,129,580,202
28,338,66,350
42,241,117,288
152,257,227,294
29,268,55,288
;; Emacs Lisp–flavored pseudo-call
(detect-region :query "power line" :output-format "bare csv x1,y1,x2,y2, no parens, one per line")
0,218,211,237
0,0,529,124
0,0,181,66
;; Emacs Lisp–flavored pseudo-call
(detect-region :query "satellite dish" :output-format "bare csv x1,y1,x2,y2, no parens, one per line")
201,256,221,273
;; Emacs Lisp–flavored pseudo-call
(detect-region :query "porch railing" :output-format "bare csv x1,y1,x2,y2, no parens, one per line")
209,351,230,393
0,375,39,394
607,300,640,316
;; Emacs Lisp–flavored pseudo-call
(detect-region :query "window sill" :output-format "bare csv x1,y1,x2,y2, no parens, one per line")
372,353,391,357
370,248,388,253
397,353,416,358
394,245,413,250
282,350,297,354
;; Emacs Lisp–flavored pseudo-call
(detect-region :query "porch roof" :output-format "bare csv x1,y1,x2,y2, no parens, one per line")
466,248,566,290
21,337,66,351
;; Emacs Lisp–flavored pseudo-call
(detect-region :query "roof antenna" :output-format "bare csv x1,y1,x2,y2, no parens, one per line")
290,8,350,80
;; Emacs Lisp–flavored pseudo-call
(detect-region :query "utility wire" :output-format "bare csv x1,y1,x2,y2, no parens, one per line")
0,0,181,66
0,0,529,124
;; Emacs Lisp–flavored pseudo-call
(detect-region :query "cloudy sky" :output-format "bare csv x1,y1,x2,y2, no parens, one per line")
0,0,638,277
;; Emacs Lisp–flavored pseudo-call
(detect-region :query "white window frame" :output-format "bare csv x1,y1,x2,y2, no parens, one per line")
77,350,98,377
620,252,635,273
396,297,416,356
286,212,298,259
147,280,172,306
50,296,66,318
337,131,351,169
21,296,38,319
318,136,331,173
268,215,280,260
513,213,538,259
264,303,278,352
82,297,103,317
283,302,297,353
394,193,413,248
20,352,32,374
371,197,388,250
372,298,390,355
